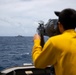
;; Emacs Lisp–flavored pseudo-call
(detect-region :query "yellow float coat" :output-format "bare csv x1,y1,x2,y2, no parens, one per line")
32,29,76,75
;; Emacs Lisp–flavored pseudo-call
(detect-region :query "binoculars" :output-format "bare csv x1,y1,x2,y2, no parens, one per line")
37,19,60,37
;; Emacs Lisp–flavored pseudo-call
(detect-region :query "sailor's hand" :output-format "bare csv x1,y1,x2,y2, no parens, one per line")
33,34,41,40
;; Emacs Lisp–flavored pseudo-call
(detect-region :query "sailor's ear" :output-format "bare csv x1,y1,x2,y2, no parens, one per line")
58,22,64,33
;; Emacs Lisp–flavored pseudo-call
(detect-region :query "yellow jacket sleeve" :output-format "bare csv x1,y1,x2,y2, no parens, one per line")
32,38,58,68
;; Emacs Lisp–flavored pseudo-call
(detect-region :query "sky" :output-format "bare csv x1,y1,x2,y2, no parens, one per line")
0,0,76,36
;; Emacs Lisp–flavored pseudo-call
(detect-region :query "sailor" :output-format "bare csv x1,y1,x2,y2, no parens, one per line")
32,8,76,75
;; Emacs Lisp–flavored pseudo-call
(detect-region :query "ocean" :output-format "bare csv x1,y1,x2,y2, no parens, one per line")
0,36,33,71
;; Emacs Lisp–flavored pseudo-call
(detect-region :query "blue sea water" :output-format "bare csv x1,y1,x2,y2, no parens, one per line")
0,36,33,71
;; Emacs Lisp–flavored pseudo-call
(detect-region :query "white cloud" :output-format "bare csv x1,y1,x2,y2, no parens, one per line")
0,0,76,36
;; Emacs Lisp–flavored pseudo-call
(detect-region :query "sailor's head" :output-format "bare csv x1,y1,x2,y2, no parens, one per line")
54,8,76,30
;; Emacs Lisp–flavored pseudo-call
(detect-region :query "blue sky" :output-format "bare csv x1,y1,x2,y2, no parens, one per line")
0,0,76,36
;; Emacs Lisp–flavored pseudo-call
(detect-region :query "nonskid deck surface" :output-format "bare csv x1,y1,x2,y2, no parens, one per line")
0,64,55,75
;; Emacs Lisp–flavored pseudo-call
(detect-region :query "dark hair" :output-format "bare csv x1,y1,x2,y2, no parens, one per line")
55,8,76,30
